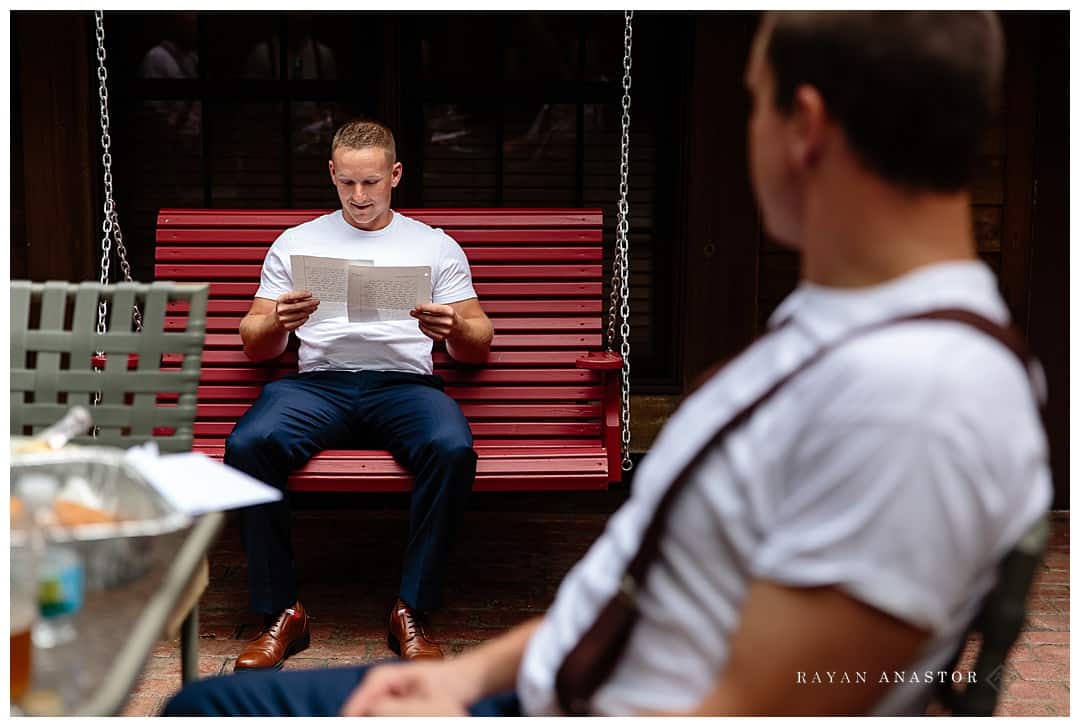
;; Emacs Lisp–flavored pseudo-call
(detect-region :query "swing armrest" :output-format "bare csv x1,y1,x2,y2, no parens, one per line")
576,351,625,483
576,352,623,371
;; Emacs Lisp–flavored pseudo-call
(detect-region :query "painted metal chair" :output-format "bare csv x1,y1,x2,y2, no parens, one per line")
933,515,1051,716
11,281,208,452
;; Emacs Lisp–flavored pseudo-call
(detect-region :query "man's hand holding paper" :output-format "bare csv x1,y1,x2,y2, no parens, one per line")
410,303,461,343
274,290,320,331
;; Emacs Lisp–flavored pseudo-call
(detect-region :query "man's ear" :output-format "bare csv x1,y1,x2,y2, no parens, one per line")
787,84,829,171
391,161,403,189
328,159,336,185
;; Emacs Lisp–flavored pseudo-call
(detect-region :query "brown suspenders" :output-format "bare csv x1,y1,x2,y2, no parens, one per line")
554,308,1037,716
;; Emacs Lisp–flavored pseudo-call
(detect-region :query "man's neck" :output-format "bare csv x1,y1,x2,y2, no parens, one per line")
798,171,977,288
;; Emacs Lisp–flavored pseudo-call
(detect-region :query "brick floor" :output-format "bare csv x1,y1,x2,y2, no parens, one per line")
992,512,1071,717
122,498,1069,716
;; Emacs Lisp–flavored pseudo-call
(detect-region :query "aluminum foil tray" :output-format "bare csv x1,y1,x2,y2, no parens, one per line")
11,447,193,590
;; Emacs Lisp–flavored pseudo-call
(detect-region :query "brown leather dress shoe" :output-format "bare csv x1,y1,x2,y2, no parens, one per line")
235,601,310,671
388,598,443,660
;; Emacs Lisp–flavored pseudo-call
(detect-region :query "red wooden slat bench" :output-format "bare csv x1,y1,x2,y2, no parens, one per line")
155,208,623,492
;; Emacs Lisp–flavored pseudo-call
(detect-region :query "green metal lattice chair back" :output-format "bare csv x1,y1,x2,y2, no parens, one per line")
11,281,209,453
933,514,1051,716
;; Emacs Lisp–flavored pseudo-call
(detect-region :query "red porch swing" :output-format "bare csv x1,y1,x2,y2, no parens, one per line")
98,12,637,490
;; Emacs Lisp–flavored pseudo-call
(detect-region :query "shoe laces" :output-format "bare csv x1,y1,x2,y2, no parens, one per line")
261,607,296,639
399,605,429,641
402,609,418,640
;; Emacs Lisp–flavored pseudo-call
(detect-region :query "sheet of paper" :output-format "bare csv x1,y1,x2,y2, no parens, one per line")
123,446,282,516
347,266,432,322
291,254,373,303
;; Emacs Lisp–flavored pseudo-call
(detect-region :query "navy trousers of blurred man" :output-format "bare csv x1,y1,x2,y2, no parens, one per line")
163,662,521,716
225,370,477,616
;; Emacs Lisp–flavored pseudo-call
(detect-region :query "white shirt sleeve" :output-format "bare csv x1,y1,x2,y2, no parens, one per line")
432,233,478,305
254,238,293,302
750,411,1007,635
748,327,1053,637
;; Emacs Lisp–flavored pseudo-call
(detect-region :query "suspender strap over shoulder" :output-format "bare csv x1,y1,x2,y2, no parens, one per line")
554,307,1037,716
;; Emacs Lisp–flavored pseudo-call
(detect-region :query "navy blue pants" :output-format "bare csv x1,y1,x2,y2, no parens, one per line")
225,370,477,615
162,662,522,717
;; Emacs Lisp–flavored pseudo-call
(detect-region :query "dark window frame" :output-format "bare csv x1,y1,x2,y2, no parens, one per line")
105,10,687,390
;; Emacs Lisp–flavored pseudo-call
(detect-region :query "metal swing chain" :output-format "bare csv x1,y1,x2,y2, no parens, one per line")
607,10,633,472
93,10,141,436
94,10,142,336
606,12,630,353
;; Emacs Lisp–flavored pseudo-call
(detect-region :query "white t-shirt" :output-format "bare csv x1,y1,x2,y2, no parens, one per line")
516,261,1051,716
255,210,477,375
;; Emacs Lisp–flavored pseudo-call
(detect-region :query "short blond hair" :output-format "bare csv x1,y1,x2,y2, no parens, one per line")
331,118,396,162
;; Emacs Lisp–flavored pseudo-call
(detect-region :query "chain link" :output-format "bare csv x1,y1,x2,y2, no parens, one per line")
606,257,621,351
614,11,634,471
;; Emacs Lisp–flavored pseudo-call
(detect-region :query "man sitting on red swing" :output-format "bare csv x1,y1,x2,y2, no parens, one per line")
223,118,493,670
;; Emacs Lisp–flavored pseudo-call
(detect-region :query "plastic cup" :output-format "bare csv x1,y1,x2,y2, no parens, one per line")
10,525,36,701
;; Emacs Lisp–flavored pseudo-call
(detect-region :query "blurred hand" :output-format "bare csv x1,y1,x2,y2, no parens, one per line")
340,660,474,717
367,687,469,717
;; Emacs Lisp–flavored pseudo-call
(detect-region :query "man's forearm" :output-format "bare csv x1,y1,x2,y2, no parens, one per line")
453,617,543,702
446,315,493,364
240,313,290,362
